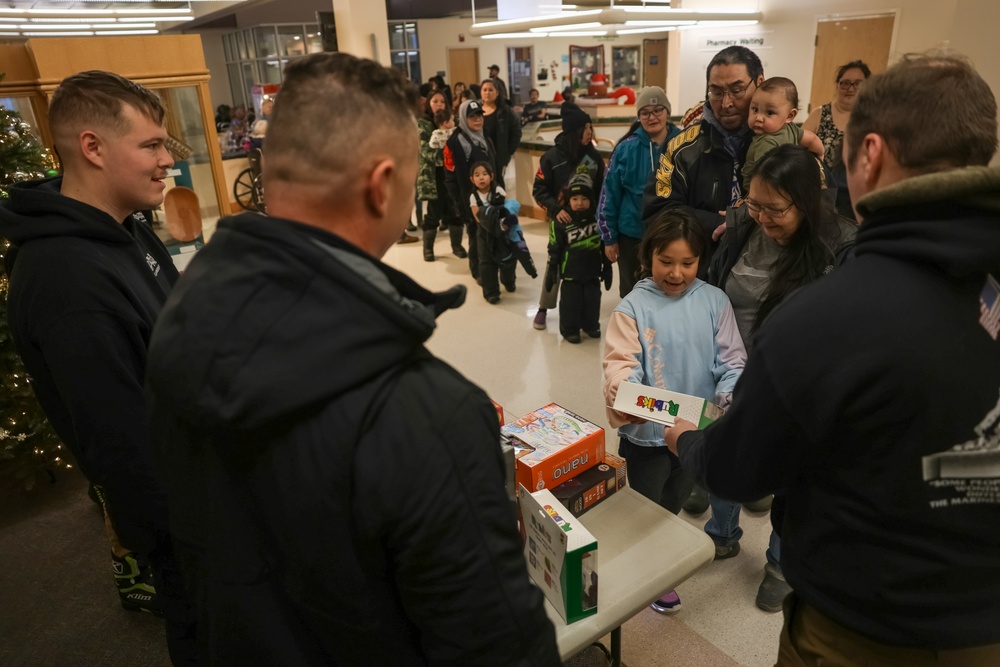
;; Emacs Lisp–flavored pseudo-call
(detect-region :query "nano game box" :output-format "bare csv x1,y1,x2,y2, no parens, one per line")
518,484,598,624
502,403,605,492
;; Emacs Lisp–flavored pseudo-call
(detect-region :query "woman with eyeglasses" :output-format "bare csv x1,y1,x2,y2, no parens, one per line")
802,60,872,219
705,144,857,611
802,60,871,168
597,86,680,297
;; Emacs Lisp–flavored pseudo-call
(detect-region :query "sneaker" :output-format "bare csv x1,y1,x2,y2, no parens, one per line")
405,223,418,232
502,281,516,293
584,329,601,339
650,590,681,614
714,542,741,560
744,495,773,512
113,554,162,616
563,333,582,344
756,562,792,613
682,485,710,514
453,246,468,259
397,234,419,245
532,309,547,331
487,295,500,304
439,222,448,231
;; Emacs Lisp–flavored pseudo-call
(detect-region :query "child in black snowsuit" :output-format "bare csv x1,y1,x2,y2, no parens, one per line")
545,174,612,343
469,161,536,303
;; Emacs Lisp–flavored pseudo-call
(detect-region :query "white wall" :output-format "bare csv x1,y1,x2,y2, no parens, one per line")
199,29,231,111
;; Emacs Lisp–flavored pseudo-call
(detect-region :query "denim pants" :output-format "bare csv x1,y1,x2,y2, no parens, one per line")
706,496,782,566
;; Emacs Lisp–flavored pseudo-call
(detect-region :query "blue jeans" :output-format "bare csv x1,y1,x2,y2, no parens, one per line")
705,496,782,567
705,496,743,547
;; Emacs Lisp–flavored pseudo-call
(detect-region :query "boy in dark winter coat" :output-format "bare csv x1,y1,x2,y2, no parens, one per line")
546,174,612,343
469,161,537,303
531,102,605,331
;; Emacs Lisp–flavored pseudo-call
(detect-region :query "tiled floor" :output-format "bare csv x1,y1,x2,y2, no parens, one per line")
382,214,784,667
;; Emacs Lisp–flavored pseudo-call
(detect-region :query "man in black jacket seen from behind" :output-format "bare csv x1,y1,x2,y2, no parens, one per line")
146,52,560,666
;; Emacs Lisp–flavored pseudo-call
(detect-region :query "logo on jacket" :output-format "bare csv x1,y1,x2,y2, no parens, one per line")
145,253,160,277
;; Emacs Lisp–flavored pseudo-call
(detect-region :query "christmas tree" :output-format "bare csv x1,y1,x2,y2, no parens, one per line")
0,80,68,490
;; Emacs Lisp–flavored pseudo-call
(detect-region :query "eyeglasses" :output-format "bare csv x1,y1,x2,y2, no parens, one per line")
638,106,668,120
707,79,755,101
745,197,794,218
838,79,864,91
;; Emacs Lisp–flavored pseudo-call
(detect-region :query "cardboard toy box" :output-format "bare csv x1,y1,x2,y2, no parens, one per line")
491,399,505,426
518,484,598,624
550,453,627,517
612,381,724,428
502,403,605,492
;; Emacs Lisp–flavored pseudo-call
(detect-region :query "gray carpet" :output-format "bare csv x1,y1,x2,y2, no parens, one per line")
0,468,171,666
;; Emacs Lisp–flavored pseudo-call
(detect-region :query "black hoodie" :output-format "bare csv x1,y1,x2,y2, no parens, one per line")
0,178,177,551
145,212,560,666
677,166,1000,649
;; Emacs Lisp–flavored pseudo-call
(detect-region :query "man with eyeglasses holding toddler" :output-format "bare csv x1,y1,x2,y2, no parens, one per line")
642,45,764,272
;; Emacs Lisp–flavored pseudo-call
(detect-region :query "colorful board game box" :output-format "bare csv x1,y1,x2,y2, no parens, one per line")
612,381,724,428
518,484,598,624
502,403,606,492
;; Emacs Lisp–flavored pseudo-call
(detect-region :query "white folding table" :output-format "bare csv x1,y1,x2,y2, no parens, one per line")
545,488,715,665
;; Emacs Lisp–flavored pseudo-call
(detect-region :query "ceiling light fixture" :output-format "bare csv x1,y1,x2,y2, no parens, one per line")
470,7,761,38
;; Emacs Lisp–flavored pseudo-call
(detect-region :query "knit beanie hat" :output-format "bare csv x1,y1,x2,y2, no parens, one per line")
566,173,594,202
636,86,671,115
561,102,591,133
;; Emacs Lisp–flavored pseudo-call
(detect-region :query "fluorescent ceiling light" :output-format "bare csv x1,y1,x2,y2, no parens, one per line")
0,8,191,16
472,8,760,37
0,18,27,23
31,18,116,23
117,17,195,23
22,31,96,36
472,9,602,30
481,32,540,39
554,31,607,36
623,20,696,26
616,26,679,34
676,20,759,30
530,22,601,33
96,30,160,36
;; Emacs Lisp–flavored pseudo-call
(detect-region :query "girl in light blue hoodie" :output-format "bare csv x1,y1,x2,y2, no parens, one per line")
602,209,746,614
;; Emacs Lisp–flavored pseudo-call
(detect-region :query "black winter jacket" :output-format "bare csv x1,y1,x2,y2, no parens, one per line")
532,132,605,222
0,178,177,552
485,102,522,186
677,166,1000,650
642,117,751,243
146,213,560,666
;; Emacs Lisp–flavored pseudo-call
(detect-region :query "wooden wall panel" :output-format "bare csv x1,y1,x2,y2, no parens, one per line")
26,35,208,87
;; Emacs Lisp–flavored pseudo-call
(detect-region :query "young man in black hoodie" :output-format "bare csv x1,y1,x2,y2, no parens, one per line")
667,54,1000,664
145,53,561,666
0,72,197,664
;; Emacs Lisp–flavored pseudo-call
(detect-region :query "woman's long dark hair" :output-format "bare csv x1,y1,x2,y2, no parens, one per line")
424,90,447,123
749,144,841,332
563,124,591,164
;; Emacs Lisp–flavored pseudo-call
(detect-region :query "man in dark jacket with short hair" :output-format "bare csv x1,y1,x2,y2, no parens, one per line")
667,54,1000,664
146,52,561,666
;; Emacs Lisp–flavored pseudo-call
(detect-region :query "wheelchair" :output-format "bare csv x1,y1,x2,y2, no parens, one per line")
232,147,266,214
